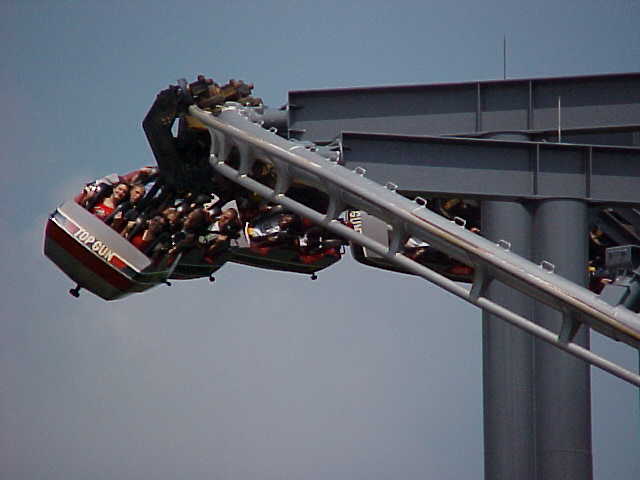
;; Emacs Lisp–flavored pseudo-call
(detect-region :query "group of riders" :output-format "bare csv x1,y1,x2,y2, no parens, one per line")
71,75,348,269
71,74,618,291
74,163,347,269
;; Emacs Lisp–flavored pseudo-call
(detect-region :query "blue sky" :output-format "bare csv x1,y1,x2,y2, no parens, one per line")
1,1,639,479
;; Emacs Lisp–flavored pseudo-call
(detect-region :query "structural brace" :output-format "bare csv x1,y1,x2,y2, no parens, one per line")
189,103,640,387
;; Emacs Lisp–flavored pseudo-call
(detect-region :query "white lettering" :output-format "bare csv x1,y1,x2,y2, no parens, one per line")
72,227,118,265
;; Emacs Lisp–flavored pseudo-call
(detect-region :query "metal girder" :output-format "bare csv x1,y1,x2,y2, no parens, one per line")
340,132,640,206
490,125,640,147
188,103,640,387
288,72,640,144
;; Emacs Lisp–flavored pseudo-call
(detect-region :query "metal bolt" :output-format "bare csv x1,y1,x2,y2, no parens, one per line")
497,239,511,251
540,260,555,273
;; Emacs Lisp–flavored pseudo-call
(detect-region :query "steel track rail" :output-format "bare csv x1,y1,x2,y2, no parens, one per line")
188,103,640,387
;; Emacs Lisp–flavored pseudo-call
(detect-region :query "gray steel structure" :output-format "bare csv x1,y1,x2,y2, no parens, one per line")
190,72,640,480
285,72,640,480
189,103,640,365
288,72,640,146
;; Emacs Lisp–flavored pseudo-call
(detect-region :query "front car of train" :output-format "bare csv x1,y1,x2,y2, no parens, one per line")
44,200,174,300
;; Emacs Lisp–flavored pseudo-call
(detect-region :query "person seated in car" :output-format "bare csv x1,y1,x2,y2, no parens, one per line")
297,225,343,264
247,213,301,255
206,207,240,237
91,183,130,221
118,182,169,238
174,194,193,216
171,192,216,221
588,260,613,294
402,236,473,277
129,183,147,204
75,167,157,210
248,161,277,189
156,207,182,235
438,198,481,232
200,192,227,221
129,215,167,255
235,192,271,224
201,208,241,263
234,171,289,226
403,237,449,265
166,208,210,257
106,183,147,233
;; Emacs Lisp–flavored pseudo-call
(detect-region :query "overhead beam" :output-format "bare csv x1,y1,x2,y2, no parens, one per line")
341,132,640,206
289,72,640,143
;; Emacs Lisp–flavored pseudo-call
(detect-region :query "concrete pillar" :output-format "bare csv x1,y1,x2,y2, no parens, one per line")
482,200,536,480
533,199,592,480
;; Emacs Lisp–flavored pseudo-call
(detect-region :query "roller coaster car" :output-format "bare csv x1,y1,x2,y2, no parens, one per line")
44,201,225,300
227,205,343,276
45,201,168,300
168,247,228,281
347,209,475,283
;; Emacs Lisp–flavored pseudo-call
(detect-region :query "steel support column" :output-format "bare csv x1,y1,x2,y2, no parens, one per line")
533,200,592,480
482,200,536,480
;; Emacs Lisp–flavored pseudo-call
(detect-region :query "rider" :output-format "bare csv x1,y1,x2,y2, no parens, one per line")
106,183,147,232
76,167,157,210
247,213,301,255
129,215,167,255
201,208,241,263
166,208,210,257
91,183,129,221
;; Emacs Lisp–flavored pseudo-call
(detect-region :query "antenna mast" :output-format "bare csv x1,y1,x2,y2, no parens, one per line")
503,36,507,79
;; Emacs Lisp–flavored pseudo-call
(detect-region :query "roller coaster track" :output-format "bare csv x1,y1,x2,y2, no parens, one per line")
189,103,640,387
